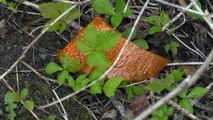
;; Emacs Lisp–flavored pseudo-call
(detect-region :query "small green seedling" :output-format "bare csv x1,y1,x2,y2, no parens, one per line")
4,88,35,120
39,2,81,33
178,87,208,113
146,11,170,34
151,104,174,120
165,41,180,55
1,0,17,13
125,84,144,100
92,0,132,28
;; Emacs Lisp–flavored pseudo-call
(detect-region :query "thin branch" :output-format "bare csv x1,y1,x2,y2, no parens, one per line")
134,49,213,120
0,5,77,81
39,0,151,109
166,62,213,66
149,96,200,120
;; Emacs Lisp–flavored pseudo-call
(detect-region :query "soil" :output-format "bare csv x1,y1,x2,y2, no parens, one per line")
0,0,213,120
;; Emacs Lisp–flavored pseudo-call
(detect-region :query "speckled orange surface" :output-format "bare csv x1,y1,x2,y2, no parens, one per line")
57,17,168,82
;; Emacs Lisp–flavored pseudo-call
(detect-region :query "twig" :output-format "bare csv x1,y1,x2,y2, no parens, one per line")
0,5,77,81
39,0,150,109
163,3,194,31
53,0,92,5
190,0,213,30
15,66,20,92
166,62,213,66
52,90,68,120
134,49,213,120
154,0,208,16
149,96,200,120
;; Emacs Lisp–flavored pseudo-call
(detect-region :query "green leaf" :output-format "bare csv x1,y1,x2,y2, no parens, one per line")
145,80,165,92
76,40,93,53
115,0,132,17
5,92,23,103
7,109,17,120
92,0,115,15
179,98,193,113
170,41,180,55
150,116,160,120
152,104,166,117
171,69,184,81
165,43,170,52
122,28,136,40
74,75,90,91
20,88,28,99
148,26,162,34
60,54,71,69
4,92,14,104
96,30,121,51
187,2,203,20
46,115,57,120
90,82,102,94
162,74,175,90
160,11,170,26
24,100,34,111
111,15,123,28
132,86,143,95
67,58,82,73
45,62,63,74
86,51,110,68
126,87,133,100
39,2,60,19
103,77,124,97
133,39,149,49
166,107,174,116
146,16,161,26
83,24,98,48
57,70,69,85
179,89,187,98
68,76,75,87
186,87,208,99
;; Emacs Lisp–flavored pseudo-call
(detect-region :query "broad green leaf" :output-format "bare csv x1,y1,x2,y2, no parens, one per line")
132,86,143,95
171,69,184,81
103,77,124,97
170,41,180,48
160,11,170,26
20,88,28,99
145,80,165,92
46,115,57,120
186,87,208,99
150,116,160,120
122,28,136,40
179,89,187,98
148,26,162,34
89,70,105,80
86,51,110,68
67,58,82,73
162,74,175,90
83,24,98,48
92,0,115,15
146,16,161,26
66,8,81,21
6,105,17,120
152,105,166,117
57,70,69,85
76,40,93,53
68,76,75,87
8,92,23,102
166,107,174,116
90,82,102,94
111,15,123,28
6,103,17,112
45,62,63,74
4,92,15,104
179,98,193,113
74,75,90,91
60,54,71,69
96,30,121,51
39,2,60,19
24,100,34,111
133,39,149,49
126,87,133,100
116,0,132,17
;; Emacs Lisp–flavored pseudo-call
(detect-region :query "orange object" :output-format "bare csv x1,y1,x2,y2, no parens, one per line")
57,17,168,82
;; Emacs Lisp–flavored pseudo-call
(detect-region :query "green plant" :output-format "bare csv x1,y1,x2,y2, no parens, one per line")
146,11,170,34
4,88,35,120
39,2,81,33
125,84,144,100
178,87,208,113
92,0,132,28
187,1,203,20
145,69,209,114
165,41,180,55
133,39,149,49
151,104,174,120
0,0,17,13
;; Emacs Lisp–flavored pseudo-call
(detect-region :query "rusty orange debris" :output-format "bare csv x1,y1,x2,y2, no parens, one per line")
57,17,168,82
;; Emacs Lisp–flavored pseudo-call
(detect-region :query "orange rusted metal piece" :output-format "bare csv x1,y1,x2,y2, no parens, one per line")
57,17,168,82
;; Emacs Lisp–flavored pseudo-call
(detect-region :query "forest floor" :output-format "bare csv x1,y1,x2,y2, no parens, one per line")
0,0,213,120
